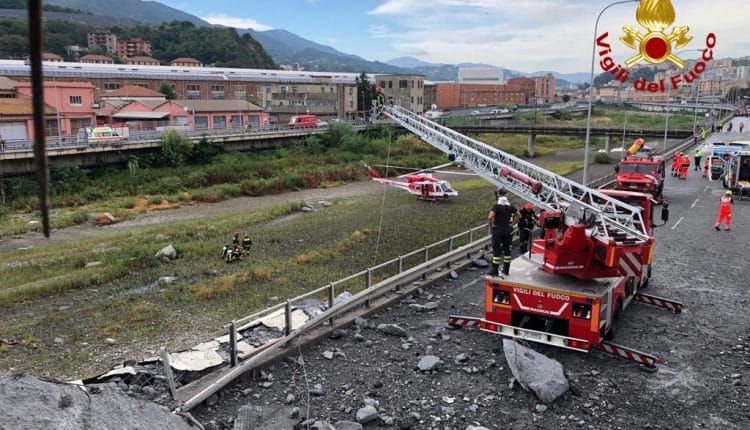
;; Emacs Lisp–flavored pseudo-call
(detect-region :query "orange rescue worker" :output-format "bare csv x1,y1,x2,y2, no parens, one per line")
714,190,733,231
678,153,690,179
671,153,680,176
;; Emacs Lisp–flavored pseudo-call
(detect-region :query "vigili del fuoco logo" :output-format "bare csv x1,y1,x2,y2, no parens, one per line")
595,0,716,93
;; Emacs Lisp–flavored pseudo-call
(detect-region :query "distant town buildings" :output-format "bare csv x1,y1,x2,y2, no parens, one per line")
170,57,203,68
376,74,425,113
86,30,152,58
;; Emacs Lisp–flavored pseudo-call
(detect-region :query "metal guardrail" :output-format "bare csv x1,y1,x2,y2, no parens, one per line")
176,224,490,411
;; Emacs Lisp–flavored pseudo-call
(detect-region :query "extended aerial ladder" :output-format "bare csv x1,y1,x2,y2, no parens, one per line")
379,104,653,280
376,103,683,370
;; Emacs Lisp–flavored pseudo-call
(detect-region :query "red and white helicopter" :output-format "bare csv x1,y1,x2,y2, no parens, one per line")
365,162,463,201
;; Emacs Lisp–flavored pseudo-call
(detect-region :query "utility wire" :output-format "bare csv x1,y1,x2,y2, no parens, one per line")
371,125,393,267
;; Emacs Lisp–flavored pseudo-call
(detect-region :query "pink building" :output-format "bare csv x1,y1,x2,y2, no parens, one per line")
15,81,96,137
176,99,268,130
0,98,56,141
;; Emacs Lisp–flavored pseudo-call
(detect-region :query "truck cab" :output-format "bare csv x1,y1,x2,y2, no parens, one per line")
288,115,318,128
614,155,665,201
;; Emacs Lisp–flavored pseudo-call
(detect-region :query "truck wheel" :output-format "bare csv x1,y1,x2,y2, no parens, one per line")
605,302,622,341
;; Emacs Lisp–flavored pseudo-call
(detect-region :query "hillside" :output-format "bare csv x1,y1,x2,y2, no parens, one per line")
44,0,209,26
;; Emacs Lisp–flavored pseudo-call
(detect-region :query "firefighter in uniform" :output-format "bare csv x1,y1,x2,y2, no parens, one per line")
693,148,702,171
487,189,519,277
517,203,537,253
714,190,734,231
242,232,252,252
232,231,241,246
678,152,690,179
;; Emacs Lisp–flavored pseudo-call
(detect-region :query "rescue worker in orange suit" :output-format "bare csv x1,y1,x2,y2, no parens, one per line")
517,203,537,253
488,188,519,277
715,190,734,231
671,153,680,176
678,153,690,179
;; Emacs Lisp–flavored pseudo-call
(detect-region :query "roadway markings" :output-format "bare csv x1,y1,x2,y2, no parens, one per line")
671,216,684,230
691,198,700,208
704,185,710,192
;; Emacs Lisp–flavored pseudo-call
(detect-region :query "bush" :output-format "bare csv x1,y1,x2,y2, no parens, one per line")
155,176,184,194
595,152,611,164
239,179,271,196
158,129,194,167
0,204,9,221
216,183,241,198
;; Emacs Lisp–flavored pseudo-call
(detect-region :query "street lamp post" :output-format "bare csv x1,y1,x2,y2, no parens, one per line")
663,49,703,150
583,0,639,185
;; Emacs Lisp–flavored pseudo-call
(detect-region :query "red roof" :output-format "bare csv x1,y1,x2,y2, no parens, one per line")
128,56,160,64
103,85,164,98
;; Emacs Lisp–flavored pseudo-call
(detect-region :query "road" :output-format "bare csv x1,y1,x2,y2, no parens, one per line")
193,139,750,429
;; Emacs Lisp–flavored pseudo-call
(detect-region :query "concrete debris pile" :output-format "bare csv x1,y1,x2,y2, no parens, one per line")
81,292,354,401
0,371,195,429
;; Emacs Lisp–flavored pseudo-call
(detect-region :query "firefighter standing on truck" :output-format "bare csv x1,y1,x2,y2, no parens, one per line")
517,203,537,253
488,189,519,277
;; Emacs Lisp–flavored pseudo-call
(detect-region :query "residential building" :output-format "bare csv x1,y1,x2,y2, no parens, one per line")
87,30,118,55
376,74,425,113
423,82,437,109
127,56,160,66
15,81,96,137
41,52,63,62
434,83,526,110
0,76,16,98
458,67,505,85
170,57,203,67
533,73,555,104
117,38,153,58
258,79,357,122
80,54,114,64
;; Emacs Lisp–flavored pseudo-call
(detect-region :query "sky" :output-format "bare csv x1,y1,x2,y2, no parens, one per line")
157,0,749,74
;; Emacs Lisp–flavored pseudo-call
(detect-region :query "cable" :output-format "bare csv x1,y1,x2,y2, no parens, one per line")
371,125,393,267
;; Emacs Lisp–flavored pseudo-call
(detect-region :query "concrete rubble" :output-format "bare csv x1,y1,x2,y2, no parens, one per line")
0,371,194,430
503,339,569,403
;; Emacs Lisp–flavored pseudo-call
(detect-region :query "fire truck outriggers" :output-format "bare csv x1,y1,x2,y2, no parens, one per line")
378,104,683,370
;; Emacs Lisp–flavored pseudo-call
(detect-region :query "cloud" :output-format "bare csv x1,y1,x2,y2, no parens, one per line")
368,24,391,38
201,14,273,31
366,0,749,73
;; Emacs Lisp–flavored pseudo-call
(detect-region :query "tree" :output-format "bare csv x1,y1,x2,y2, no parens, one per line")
158,82,177,100
355,71,376,115
562,95,571,103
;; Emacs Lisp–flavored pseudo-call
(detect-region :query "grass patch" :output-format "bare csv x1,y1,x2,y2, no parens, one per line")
475,134,600,157
541,161,586,176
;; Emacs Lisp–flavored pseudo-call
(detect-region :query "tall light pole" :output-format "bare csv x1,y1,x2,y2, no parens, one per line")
583,0,639,185
663,49,703,151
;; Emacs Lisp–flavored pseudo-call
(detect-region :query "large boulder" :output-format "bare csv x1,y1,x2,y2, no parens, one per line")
0,371,193,429
503,339,569,403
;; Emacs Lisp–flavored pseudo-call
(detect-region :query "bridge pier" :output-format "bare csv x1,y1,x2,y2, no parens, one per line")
527,133,536,157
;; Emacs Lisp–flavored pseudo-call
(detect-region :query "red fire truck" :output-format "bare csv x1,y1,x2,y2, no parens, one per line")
288,114,319,128
614,139,666,202
380,105,683,370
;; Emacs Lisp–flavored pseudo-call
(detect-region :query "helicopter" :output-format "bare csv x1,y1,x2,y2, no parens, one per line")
365,163,462,201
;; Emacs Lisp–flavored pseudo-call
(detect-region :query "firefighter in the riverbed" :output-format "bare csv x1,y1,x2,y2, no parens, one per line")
488,188,519,277
715,190,734,231
518,203,537,253
242,232,252,252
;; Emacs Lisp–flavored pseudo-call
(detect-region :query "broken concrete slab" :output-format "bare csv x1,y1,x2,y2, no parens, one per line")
503,339,569,403
376,324,408,338
169,349,224,372
0,371,193,430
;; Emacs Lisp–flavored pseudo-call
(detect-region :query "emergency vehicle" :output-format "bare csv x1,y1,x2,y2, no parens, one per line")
377,104,683,370
614,144,666,202
288,115,319,128
722,149,750,198
77,126,124,146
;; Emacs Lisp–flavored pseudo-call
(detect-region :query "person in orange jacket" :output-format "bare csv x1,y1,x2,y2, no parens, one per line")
715,190,734,231
678,153,690,179
671,153,680,176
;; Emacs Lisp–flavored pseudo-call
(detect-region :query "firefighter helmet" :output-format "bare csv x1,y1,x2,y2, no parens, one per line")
495,188,507,198
726,190,732,196
524,203,533,210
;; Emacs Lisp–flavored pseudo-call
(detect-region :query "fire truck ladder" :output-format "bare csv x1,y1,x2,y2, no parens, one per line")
380,105,650,246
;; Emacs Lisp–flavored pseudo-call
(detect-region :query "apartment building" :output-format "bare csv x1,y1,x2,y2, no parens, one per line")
87,30,118,55
376,74,425,113
434,83,526,109
533,74,555,104
117,38,153,58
